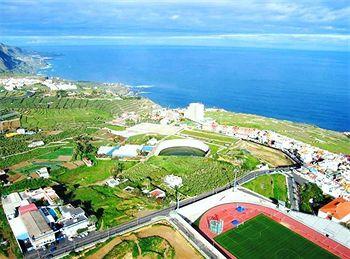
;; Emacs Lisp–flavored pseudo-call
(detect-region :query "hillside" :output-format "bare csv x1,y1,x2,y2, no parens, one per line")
0,43,47,73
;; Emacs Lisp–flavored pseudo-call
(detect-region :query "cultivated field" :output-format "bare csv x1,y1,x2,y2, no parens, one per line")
123,156,238,197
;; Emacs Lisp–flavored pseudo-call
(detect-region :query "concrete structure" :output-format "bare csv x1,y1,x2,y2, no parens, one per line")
1,192,29,220
153,139,209,156
8,217,28,241
110,123,181,138
318,198,350,223
184,103,204,123
20,187,61,205
60,204,85,220
36,167,49,179
21,210,55,249
106,178,120,187
61,215,89,238
112,145,141,158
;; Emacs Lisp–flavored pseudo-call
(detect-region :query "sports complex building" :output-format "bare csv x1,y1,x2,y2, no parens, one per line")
178,189,350,259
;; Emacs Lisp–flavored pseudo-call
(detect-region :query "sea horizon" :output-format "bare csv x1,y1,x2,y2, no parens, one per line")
22,43,350,132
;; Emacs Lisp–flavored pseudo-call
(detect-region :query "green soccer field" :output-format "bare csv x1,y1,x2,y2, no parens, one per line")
214,214,337,259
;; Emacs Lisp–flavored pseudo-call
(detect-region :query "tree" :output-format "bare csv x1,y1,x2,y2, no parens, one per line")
112,160,124,179
56,90,68,98
73,135,96,160
299,183,329,214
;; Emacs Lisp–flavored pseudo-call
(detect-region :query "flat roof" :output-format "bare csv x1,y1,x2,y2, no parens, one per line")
21,210,53,238
319,197,350,220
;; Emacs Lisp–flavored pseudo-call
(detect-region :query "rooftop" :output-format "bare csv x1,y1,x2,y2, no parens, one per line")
319,197,350,220
18,203,38,215
21,210,52,238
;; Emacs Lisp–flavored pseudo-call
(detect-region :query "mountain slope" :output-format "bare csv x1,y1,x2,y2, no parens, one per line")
0,43,47,73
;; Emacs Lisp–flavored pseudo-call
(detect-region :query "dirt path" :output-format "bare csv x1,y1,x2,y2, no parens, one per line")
86,236,123,259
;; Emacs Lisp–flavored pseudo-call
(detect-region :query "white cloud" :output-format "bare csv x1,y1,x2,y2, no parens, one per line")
170,14,179,20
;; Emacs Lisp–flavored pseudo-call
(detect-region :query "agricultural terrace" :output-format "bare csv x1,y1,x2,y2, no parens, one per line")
206,110,350,154
243,173,288,202
1,96,155,130
179,129,289,169
52,160,137,186
85,222,203,259
215,214,336,259
123,156,239,197
0,95,155,164
103,236,175,259
232,140,293,167
71,185,162,229
0,143,77,172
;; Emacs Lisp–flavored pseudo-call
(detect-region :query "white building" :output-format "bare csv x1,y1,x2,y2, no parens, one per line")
28,141,44,148
36,167,49,179
184,103,205,123
21,210,55,249
106,178,120,187
59,204,90,238
112,145,141,158
1,192,29,220
61,215,90,238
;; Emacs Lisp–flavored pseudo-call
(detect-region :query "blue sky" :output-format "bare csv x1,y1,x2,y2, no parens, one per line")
0,0,349,50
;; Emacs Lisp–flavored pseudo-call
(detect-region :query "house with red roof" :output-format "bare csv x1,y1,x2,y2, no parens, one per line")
318,197,350,223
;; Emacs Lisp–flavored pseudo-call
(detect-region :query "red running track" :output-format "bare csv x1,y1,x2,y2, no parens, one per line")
198,202,350,259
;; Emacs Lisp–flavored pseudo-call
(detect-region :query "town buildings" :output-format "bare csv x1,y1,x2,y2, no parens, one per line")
1,187,94,252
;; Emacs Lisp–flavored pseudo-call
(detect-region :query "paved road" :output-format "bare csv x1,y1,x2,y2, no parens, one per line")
25,166,298,259
286,174,300,210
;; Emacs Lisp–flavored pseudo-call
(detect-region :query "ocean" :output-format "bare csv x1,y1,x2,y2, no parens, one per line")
25,44,349,132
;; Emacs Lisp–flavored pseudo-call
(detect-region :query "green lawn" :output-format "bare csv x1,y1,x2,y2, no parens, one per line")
207,110,350,154
181,129,237,145
53,160,117,186
38,147,73,159
243,173,288,201
214,214,336,259
125,134,165,145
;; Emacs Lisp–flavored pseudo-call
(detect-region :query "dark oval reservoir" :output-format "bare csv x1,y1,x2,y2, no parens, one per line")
159,146,207,157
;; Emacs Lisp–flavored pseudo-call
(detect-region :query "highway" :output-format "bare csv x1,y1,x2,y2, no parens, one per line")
24,166,298,259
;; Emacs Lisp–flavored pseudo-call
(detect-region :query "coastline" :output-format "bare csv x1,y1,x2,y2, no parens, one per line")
26,44,349,132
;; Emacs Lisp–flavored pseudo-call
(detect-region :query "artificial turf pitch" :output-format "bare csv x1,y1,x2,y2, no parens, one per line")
214,214,337,259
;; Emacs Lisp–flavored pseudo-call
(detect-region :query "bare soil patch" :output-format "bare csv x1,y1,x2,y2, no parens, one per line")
87,222,203,259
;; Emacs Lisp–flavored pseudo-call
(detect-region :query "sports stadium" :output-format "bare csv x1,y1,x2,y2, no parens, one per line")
197,203,350,259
